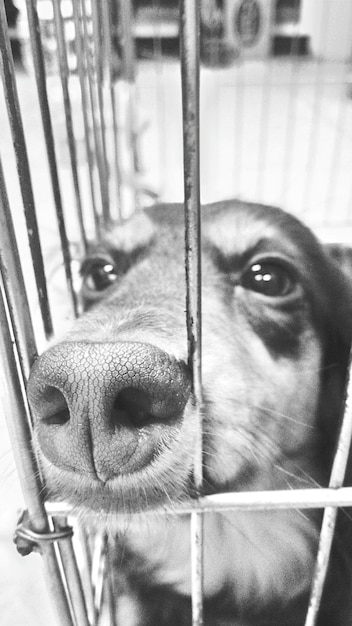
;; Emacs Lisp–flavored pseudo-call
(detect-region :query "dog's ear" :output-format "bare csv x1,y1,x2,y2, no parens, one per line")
325,243,352,284
319,244,352,468
324,244,352,336
323,243,352,349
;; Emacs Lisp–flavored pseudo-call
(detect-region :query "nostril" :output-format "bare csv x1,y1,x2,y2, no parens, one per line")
40,387,70,425
45,407,70,426
112,387,154,428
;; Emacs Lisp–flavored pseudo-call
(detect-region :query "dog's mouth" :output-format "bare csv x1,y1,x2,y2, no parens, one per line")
34,401,198,513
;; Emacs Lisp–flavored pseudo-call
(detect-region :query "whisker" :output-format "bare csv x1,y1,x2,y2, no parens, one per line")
273,464,323,489
237,397,317,431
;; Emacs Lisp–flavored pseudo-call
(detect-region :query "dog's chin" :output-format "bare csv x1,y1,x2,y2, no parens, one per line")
40,452,196,518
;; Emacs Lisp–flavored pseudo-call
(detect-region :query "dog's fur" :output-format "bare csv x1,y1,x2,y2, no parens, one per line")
27,201,352,625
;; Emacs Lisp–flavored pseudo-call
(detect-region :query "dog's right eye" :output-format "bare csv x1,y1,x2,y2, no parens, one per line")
82,260,118,292
241,261,295,297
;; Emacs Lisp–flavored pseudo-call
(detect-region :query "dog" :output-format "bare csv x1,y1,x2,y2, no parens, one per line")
27,200,352,625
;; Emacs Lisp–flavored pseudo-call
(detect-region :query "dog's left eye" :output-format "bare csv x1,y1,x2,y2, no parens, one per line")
83,261,118,292
241,262,295,297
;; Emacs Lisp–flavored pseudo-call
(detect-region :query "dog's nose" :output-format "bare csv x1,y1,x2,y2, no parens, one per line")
27,342,191,481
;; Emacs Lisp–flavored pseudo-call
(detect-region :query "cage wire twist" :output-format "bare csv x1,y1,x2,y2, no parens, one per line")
1,1,352,626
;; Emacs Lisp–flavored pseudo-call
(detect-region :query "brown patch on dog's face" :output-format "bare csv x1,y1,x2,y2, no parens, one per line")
198,203,327,493
27,201,350,514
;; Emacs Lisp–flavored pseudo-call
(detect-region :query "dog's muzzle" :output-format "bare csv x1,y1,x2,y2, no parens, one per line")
27,342,191,482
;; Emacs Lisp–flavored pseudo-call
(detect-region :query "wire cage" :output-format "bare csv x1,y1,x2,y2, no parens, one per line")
1,1,352,625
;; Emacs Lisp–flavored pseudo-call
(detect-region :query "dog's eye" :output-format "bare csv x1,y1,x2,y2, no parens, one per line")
241,262,295,297
83,261,117,292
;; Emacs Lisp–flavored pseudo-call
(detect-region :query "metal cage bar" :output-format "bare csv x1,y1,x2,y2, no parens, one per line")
46,485,352,517
305,353,352,626
0,0,53,338
0,154,37,379
80,0,109,226
51,0,88,252
180,1,203,624
0,146,90,626
118,0,135,84
71,0,101,237
180,0,202,489
118,0,140,210
90,0,110,225
101,0,122,222
0,287,73,626
0,285,89,625
52,515,91,626
24,0,78,318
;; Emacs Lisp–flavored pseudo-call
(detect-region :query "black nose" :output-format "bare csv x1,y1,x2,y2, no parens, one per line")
27,342,191,481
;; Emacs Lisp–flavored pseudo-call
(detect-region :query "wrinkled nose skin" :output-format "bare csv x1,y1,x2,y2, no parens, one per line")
27,342,191,483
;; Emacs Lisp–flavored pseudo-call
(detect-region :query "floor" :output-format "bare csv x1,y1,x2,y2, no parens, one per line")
1,48,352,625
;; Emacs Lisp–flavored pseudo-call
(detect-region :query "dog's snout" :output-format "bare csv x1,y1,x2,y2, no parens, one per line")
27,342,191,481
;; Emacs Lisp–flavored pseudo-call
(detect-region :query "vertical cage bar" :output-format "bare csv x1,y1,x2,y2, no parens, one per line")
1,176,88,624
0,288,74,626
75,526,96,625
0,155,37,378
151,0,168,200
0,0,53,338
91,532,108,618
180,0,202,481
191,510,204,626
52,0,88,252
1,13,88,618
119,0,140,180
180,1,203,625
80,0,109,225
53,516,91,626
305,357,352,626
24,0,78,317
71,0,100,236
105,539,118,626
91,0,110,225
118,0,135,83
102,0,122,221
